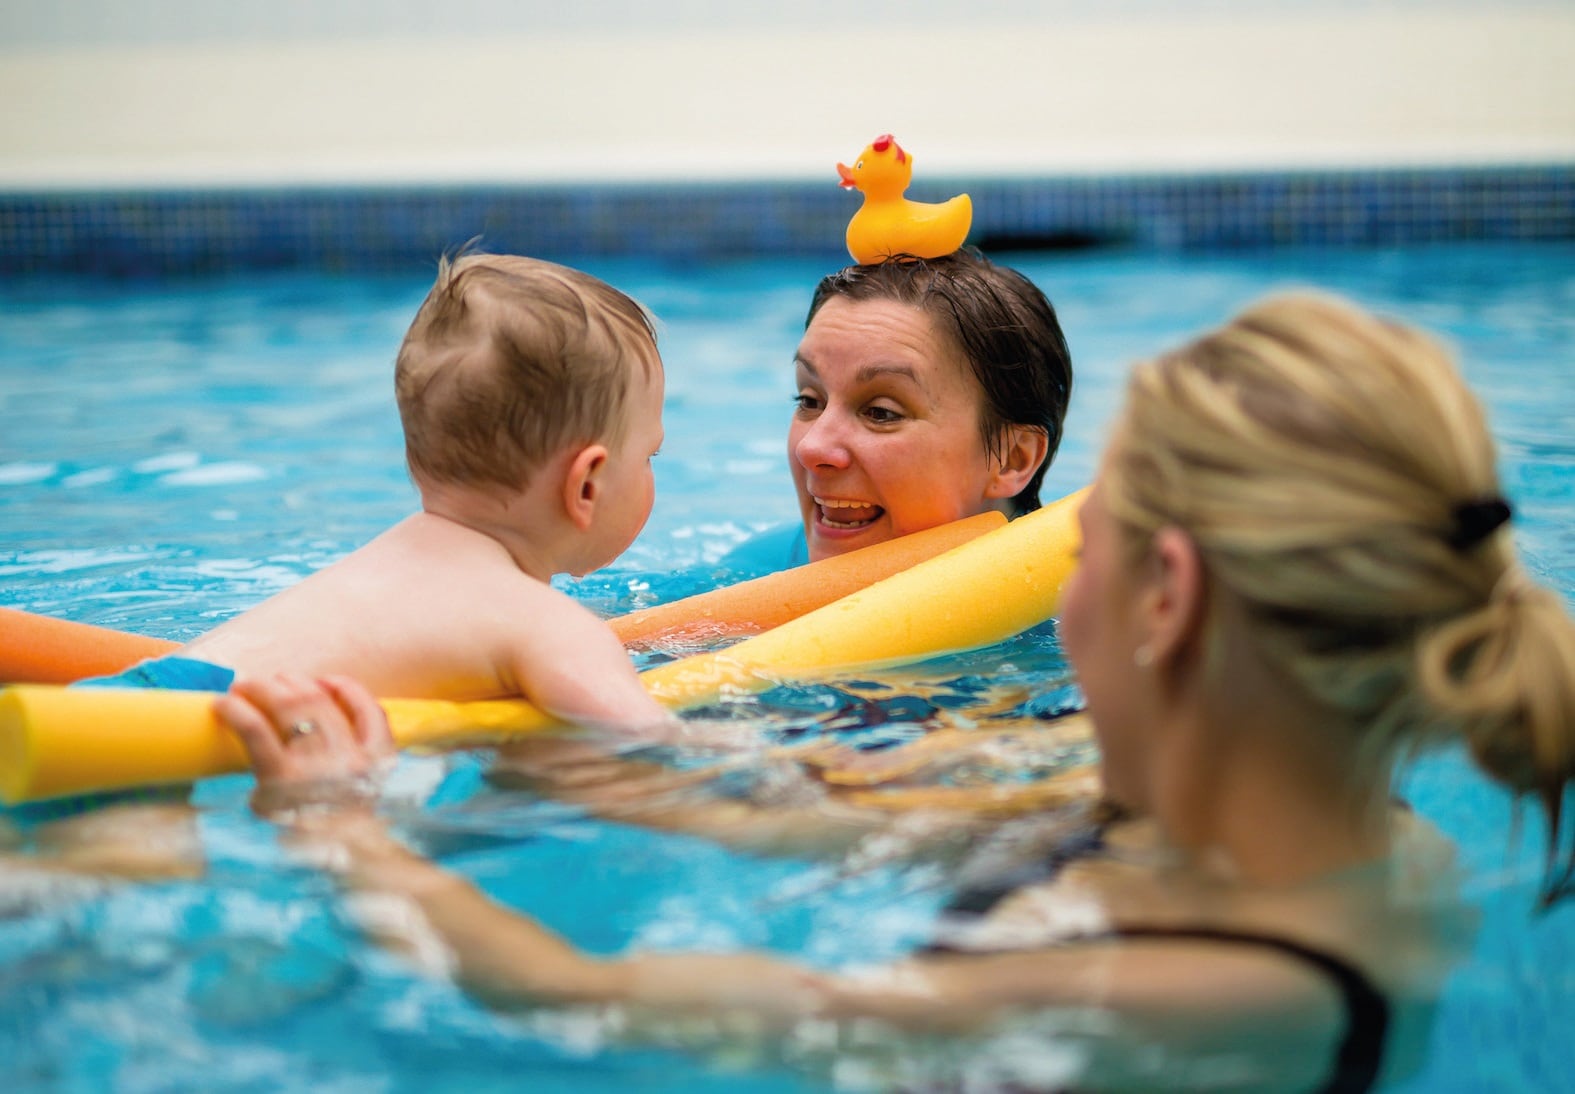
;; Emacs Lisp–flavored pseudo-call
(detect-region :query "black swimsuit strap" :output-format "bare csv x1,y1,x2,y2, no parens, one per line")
1110,926,1388,1094
918,923,1387,1093
941,821,1110,918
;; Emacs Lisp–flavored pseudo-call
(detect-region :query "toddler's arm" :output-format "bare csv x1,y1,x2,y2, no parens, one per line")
502,599,677,737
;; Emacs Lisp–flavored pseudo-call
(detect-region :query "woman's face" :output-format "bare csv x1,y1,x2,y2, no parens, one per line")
1056,474,1150,810
790,297,1008,561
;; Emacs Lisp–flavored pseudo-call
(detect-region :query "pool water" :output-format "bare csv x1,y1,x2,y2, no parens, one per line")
2,243,1574,1091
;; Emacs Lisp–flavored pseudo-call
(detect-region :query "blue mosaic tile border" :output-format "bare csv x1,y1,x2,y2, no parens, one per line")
1,165,1570,277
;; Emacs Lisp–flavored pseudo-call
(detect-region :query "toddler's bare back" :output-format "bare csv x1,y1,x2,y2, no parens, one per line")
185,513,589,702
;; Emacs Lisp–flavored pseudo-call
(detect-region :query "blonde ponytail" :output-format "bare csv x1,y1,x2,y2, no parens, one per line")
1417,570,1575,904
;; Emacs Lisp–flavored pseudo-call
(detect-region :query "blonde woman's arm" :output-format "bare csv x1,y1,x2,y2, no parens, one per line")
291,801,1350,1094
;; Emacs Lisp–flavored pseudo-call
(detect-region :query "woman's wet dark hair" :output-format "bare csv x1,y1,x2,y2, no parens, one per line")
805,250,1073,513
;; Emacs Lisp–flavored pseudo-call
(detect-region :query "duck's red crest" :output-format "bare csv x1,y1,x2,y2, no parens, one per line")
871,133,907,163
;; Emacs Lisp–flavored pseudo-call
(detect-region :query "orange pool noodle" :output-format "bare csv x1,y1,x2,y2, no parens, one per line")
0,606,177,686
608,510,1004,645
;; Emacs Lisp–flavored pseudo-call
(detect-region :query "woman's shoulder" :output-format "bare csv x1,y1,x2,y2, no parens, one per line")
913,819,1469,1091
930,805,1474,1001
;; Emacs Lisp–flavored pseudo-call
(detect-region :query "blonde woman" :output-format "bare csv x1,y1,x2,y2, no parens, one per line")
221,292,1575,1092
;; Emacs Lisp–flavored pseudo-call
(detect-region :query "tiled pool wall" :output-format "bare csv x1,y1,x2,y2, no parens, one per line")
2,164,1571,277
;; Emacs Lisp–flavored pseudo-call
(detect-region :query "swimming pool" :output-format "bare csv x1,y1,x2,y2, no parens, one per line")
1,243,1572,1090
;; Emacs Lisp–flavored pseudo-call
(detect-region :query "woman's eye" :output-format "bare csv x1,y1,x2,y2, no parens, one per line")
864,405,904,424
793,393,822,413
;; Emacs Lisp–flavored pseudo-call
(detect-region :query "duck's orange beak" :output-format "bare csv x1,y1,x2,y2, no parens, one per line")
836,162,857,190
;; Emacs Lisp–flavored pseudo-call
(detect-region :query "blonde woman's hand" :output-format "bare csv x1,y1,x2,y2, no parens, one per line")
215,672,396,813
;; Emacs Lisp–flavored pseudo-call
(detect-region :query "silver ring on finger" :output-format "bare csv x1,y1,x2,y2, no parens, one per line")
287,719,319,741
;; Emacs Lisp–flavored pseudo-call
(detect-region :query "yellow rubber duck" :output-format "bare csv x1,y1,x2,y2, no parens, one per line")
837,134,972,265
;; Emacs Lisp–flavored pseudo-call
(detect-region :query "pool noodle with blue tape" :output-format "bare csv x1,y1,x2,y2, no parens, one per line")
0,488,1085,804
0,511,1005,686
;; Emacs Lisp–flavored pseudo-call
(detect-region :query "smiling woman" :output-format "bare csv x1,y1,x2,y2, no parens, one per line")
731,250,1074,567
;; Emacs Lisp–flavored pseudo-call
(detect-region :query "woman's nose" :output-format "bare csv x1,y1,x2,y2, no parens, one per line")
794,410,853,470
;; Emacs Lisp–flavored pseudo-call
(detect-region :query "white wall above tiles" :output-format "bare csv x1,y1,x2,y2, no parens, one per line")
2,2,1572,187
6,2,1550,47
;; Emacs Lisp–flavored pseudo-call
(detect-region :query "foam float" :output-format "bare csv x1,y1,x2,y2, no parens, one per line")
610,509,1002,645
0,606,177,686
0,488,1085,804
635,489,1084,706
0,512,1004,686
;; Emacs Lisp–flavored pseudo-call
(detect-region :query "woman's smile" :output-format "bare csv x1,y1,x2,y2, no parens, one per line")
812,495,883,529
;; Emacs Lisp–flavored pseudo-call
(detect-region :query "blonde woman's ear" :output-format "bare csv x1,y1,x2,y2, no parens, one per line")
1141,525,1207,669
561,444,609,531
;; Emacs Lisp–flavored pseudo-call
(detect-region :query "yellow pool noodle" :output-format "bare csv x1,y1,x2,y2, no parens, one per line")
636,486,1087,704
0,487,1086,804
0,687,561,806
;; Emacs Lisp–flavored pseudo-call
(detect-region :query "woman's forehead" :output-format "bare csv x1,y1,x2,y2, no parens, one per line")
805,294,934,336
797,297,966,382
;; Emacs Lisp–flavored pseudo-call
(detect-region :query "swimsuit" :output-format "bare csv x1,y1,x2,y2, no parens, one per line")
74,654,236,692
923,817,1390,1094
716,521,809,577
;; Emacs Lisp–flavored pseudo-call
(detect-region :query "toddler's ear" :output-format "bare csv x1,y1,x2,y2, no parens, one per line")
562,444,609,531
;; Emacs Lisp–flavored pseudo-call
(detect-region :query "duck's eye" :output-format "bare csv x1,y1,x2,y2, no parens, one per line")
855,160,863,170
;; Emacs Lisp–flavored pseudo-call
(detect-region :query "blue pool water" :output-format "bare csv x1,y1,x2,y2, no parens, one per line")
2,243,1574,1091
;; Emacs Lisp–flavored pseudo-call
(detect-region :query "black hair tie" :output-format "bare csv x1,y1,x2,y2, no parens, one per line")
1447,497,1513,550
